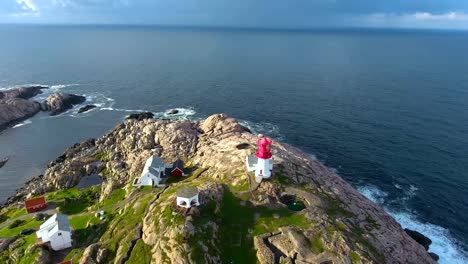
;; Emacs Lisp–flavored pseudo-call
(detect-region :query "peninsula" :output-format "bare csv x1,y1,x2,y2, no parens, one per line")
0,114,437,263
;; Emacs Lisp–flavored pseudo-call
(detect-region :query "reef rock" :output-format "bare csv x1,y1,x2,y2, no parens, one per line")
42,92,86,115
0,98,41,130
78,104,97,113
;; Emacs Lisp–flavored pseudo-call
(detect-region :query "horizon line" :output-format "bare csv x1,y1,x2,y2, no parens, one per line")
1,22,468,33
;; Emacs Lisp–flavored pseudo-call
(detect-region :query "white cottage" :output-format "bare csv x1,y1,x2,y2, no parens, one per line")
133,155,166,187
36,213,72,251
176,186,200,209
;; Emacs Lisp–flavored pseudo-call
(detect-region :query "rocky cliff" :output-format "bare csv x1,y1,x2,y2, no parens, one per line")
0,114,436,264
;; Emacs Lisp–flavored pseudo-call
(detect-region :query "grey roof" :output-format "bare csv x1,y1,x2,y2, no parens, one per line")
176,186,199,198
172,159,184,171
55,214,71,232
149,155,165,167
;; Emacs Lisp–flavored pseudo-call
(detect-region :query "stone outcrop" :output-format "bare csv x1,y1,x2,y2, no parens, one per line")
0,86,48,130
0,86,88,131
0,98,41,130
78,104,97,113
42,92,86,115
0,86,47,100
5,114,437,264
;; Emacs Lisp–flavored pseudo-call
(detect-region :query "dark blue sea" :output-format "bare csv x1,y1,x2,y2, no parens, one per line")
0,25,467,263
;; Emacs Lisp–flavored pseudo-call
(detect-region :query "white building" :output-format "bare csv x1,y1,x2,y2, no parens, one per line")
133,155,166,187
176,186,200,209
36,213,72,251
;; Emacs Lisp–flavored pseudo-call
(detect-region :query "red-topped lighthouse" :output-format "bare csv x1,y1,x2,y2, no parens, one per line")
246,135,274,183
256,136,272,159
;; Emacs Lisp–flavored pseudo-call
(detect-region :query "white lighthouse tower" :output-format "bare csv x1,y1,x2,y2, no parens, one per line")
246,135,273,183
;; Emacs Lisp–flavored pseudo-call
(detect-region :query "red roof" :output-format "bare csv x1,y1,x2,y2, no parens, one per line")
58,261,72,264
25,197,46,208
256,136,273,159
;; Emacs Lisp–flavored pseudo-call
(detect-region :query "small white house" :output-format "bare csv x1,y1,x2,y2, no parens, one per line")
36,213,72,251
176,186,200,209
133,155,166,187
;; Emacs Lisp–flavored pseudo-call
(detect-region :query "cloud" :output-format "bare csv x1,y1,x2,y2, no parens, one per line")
364,11,468,29
411,12,468,21
16,0,37,12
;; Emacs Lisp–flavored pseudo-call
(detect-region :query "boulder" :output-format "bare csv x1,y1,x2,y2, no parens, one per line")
405,229,432,250
428,252,439,261
125,112,154,121
78,104,97,113
43,92,86,116
0,157,8,169
166,109,179,115
0,98,41,130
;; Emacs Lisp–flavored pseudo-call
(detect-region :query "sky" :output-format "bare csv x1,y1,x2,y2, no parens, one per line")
1,0,468,29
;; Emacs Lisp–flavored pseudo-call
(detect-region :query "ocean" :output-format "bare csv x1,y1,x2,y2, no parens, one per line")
0,25,467,263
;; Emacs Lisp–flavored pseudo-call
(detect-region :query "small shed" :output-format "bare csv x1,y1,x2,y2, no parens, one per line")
25,197,46,213
171,159,184,177
36,213,72,251
176,186,200,209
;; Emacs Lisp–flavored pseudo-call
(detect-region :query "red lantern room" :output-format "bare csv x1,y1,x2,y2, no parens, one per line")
256,136,272,159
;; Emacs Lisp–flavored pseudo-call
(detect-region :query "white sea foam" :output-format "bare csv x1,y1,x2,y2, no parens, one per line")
309,153,318,161
12,120,32,128
49,84,79,90
358,185,468,264
239,120,284,140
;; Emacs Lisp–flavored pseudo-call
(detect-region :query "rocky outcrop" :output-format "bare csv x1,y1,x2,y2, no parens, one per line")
0,98,41,130
405,228,432,250
42,92,86,115
7,114,437,264
0,86,47,100
78,104,97,113
80,243,108,264
0,157,8,169
125,112,154,121
0,86,48,130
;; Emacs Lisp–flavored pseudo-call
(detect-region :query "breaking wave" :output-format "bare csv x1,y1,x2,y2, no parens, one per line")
357,185,468,264
12,120,32,128
239,120,284,140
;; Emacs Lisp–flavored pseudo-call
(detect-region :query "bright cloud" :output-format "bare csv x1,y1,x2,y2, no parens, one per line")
16,0,37,12
411,12,468,21
364,11,468,29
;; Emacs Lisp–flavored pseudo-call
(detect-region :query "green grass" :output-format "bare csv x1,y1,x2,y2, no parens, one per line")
46,188,81,202
49,186,100,215
70,214,100,230
0,217,41,237
94,151,110,161
253,208,310,236
188,186,312,264
271,172,294,186
65,248,85,263
0,207,28,224
100,193,153,262
99,189,126,209
8,208,27,220
8,219,26,229
351,251,362,263
127,240,152,264
309,233,325,254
